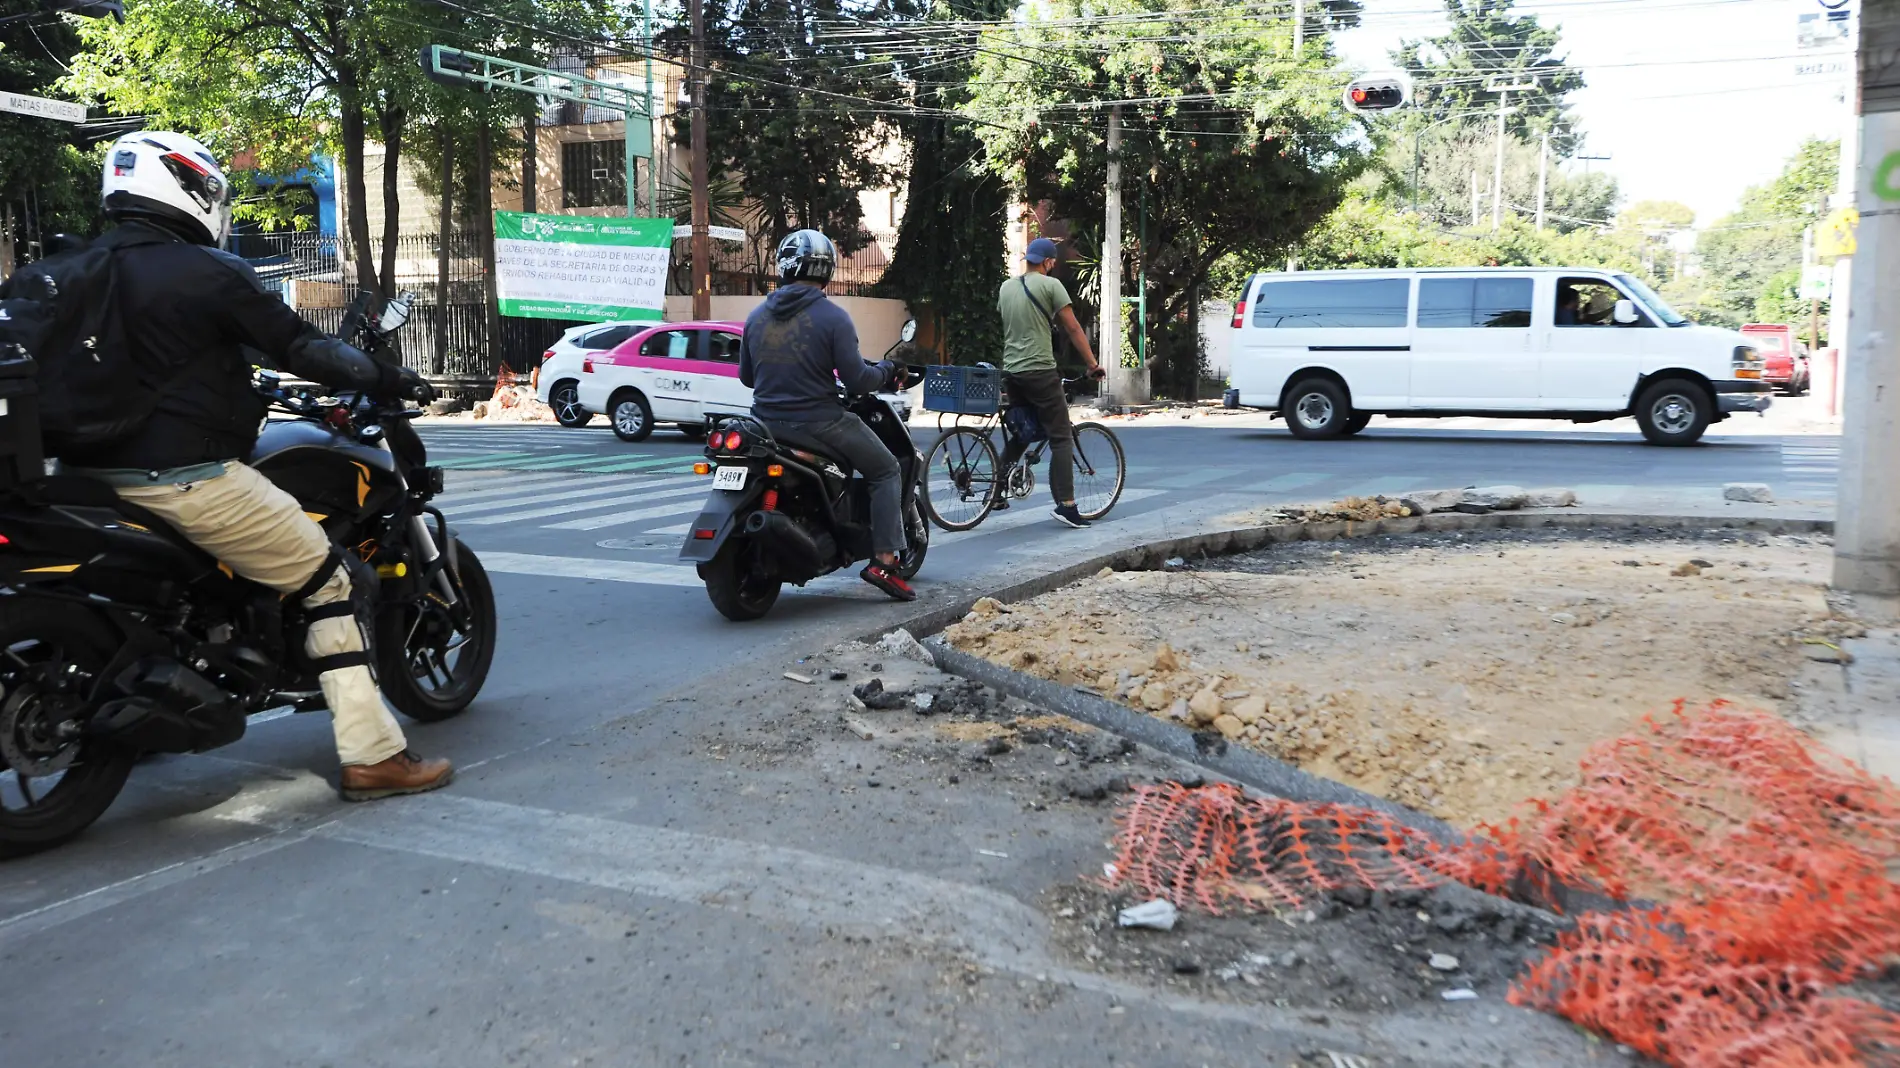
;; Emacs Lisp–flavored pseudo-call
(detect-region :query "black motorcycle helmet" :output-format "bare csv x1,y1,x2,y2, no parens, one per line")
776,229,836,286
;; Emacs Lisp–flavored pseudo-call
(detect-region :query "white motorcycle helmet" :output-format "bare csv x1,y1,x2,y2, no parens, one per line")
100,131,232,247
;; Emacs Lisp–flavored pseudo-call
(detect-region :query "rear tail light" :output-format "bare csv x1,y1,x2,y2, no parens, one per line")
762,488,779,511
1231,300,1247,328
541,349,557,363
581,357,594,373
693,528,717,540
722,430,745,451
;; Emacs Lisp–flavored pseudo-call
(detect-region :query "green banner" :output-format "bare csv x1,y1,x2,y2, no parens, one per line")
493,212,673,321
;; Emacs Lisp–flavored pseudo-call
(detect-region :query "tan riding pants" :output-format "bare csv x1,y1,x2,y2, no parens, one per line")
113,462,409,767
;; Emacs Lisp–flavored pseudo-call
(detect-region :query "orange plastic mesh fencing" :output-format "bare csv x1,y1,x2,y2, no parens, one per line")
1105,702,1900,1067
492,363,524,408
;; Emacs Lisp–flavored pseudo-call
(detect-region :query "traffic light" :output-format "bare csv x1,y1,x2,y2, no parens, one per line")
1342,72,1409,114
421,45,487,91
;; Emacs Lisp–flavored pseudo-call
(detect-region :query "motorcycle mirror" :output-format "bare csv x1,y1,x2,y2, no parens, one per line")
378,296,414,333
900,319,918,344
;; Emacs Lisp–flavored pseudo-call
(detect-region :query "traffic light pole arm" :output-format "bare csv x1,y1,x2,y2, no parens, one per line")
424,46,652,121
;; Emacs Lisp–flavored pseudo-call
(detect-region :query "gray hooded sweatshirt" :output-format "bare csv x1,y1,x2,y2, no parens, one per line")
738,284,891,424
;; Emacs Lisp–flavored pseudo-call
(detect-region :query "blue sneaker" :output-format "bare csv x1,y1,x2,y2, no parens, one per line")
1053,504,1090,528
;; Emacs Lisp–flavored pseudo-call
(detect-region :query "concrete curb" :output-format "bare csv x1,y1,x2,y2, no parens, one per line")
927,639,1461,842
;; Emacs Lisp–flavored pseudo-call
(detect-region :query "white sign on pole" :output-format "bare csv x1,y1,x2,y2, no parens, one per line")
1801,264,1834,300
671,224,747,243
0,91,86,123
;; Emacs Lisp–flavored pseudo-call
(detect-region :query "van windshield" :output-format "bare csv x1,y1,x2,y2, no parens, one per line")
1615,274,1688,327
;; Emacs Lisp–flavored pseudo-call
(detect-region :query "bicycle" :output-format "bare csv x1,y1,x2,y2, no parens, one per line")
920,376,1127,532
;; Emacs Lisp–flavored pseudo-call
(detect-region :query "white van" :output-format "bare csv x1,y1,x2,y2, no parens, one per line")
1226,267,1771,445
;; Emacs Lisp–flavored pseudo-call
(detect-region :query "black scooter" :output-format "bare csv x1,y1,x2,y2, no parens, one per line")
680,327,928,621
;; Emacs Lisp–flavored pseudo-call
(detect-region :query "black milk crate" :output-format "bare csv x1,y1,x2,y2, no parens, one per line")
922,365,1001,415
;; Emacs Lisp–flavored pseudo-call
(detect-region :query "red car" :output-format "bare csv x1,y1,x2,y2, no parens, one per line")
1740,324,1811,396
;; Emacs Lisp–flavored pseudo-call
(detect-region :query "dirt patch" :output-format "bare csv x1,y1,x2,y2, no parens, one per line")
1045,880,1570,1016
943,529,1855,826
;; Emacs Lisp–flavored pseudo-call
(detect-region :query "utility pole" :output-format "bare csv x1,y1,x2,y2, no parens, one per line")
1835,0,1900,620
1292,0,1304,50
1102,104,1124,407
1488,82,1534,231
1534,130,1550,231
688,0,711,320
1830,10,1865,360
1470,170,1481,227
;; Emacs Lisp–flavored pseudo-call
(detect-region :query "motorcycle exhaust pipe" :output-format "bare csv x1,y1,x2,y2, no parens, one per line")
742,510,825,573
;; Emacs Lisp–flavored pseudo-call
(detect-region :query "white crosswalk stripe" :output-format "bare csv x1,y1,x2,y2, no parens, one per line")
459,483,714,526
447,475,702,516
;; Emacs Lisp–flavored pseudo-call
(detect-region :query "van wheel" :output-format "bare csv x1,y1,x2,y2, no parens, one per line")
609,390,654,442
1283,379,1353,440
1341,412,1373,436
1634,379,1712,446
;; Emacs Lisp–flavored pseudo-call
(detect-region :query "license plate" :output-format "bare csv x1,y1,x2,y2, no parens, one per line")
713,466,749,492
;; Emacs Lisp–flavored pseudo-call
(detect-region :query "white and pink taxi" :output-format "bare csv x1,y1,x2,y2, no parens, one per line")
574,319,911,442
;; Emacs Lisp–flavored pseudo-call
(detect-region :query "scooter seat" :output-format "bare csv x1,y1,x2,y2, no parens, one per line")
763,425,852,474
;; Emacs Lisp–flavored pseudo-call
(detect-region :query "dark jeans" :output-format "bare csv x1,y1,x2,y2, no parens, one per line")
998,370,1074,504
768,412,906,557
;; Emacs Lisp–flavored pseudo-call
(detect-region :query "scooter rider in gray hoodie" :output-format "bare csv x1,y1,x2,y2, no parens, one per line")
738,229,914,601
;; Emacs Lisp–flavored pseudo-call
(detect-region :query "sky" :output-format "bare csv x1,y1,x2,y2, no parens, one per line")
1335,0,1854,228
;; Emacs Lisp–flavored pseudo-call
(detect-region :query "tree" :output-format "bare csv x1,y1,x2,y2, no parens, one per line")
2,0,106,260
1393,0,1585,156
965,0,1367,396
1293,193,1650,277
1670,138,1835,329
676,0,898,261
876,0,1014,363
68,0,620,301
1382,123,1616,231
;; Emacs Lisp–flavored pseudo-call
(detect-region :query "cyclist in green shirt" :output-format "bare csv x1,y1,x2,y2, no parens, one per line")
995,237,1105,528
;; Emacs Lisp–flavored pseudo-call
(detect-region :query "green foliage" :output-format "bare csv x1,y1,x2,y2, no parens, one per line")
1670,138,1836,330
964,0,1367,395
681,0,897,253
1,1,104,241
1290,194,1650,278
1376,123,1616,232
1393,0,1584,156
877,0,1011,364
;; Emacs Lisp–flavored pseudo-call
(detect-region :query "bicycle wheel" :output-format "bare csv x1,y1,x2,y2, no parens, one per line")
1069,421,1126,521
922,427,1000,532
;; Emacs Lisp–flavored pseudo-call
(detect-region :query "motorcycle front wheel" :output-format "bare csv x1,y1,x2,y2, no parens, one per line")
375,538,497,722
0,599,137,860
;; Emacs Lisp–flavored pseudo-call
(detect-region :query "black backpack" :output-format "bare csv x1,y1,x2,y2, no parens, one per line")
0,234,151,457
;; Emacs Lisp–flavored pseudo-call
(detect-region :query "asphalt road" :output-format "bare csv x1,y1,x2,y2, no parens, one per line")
0,414,1840,1066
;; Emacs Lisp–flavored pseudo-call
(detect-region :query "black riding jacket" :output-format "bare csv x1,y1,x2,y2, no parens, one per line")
60,220,398,471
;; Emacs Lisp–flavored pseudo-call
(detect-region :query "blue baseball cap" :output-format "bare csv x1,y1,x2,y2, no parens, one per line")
1024,237,1060,265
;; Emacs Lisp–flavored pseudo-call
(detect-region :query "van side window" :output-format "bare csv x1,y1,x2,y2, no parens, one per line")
1556,279,1640,327
1417,278,1533,328
1251,279,1409,329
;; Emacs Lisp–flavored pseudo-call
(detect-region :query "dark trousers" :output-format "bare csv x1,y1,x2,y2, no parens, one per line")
767,412,906,557
998,369,1074,504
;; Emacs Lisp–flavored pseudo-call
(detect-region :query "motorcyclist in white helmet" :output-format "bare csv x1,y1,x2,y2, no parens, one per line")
59,131,452,801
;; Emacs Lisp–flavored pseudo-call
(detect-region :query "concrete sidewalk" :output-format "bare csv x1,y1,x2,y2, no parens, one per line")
1799,625,1900,783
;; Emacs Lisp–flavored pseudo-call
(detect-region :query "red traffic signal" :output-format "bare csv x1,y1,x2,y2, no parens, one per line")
1343,74,1409,113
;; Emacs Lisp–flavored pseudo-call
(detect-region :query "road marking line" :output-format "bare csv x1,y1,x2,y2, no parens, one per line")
1247,471,1329,495
1148,467,1246,490
939,488,1165,541
446,475,702,516
480,551,702,586
458,483,712,525
490,453,643,472
434,452,546,469
577,454,702,472
318,793,1050,970
539,492,718,531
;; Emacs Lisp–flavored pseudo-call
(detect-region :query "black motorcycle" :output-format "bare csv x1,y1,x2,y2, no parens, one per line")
0,291,496,858
680,335,929,622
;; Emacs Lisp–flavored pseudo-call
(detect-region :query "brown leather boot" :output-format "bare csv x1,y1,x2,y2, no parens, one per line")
339,750,454,802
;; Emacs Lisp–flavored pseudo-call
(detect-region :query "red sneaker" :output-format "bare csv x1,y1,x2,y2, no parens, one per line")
860,563,918,602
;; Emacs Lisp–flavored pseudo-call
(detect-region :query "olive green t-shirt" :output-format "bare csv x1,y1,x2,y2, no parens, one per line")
997,272,1073,375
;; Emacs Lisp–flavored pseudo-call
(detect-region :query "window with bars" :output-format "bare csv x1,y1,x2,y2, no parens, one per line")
561,140,626,209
